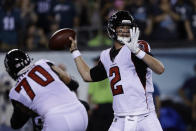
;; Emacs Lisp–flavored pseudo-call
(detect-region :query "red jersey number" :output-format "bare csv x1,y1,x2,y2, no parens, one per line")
15,78,35,100
28,66,54,86
109,66,124,96
15,66,54,100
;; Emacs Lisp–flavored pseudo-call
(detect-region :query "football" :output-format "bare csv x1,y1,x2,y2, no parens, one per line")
49,28,76,50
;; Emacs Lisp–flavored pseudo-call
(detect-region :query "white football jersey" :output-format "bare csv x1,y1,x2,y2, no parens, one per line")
100,41,155,116
9,59,80,116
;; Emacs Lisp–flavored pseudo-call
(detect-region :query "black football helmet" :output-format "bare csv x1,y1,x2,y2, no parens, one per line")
4,49,31,80
107,10,136,40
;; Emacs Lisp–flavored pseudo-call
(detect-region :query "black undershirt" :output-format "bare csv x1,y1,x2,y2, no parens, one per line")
90,46,122,82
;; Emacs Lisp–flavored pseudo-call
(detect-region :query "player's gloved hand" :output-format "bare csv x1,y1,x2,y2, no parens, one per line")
118,27,146,59
119,27,140,54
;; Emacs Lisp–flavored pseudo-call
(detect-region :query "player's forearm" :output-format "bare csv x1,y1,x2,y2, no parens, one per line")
74,56,92,82
51,65,71,84
69,37,93,82
143,54,164,74
10,104,30,129
11,114,29,129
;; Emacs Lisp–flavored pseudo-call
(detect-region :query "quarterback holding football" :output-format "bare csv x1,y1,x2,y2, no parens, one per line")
69,10,164,131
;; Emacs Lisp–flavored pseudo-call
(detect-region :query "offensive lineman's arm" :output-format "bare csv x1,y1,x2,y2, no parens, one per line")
69,37,93,82
47,62,79,91
50,65,71,84
10,100,38,129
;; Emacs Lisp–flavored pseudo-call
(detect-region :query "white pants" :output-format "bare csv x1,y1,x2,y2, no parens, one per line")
108,111,163,131
42,103,88,131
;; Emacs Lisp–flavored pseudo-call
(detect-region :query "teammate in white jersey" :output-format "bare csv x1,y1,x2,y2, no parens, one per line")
69,11,164,131
4,49,88,131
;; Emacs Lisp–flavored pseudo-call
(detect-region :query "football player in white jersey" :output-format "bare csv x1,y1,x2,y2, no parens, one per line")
4,49,88,131
69,11,164,131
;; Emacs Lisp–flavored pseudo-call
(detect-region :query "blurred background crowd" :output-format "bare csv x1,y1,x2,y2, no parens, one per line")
0,0,196,131
0,0,196,50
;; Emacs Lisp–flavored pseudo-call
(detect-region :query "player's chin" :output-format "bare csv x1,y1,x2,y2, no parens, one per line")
117,36,130,44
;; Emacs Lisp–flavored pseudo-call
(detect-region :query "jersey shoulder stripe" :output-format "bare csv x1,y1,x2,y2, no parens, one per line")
138,40,151,53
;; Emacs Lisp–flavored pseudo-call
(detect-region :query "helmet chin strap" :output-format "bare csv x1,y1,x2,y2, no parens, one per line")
117,36,131,44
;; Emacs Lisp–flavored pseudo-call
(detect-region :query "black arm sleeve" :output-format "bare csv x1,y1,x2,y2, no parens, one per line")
10,100,30,129
66,79,79,91
11,109,29,129
90,61,107,82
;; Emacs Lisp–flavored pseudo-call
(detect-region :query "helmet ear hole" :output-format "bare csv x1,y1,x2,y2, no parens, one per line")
4,49,31,80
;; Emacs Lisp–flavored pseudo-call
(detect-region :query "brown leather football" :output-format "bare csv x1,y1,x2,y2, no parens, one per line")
49,28,76,50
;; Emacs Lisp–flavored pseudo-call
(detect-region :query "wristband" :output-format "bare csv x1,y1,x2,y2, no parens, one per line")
136,50,146,59
70,48,78,53
72,50,81,59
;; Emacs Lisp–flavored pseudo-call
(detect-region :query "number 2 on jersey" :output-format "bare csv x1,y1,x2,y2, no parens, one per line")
109,66,124,96
15,66,54,100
